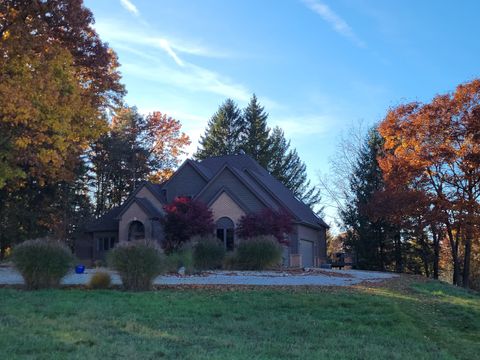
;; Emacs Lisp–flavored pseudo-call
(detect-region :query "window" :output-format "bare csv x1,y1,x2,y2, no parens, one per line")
103,237,109,251
128,221,145,241
216,217,235,251
110,237,116,248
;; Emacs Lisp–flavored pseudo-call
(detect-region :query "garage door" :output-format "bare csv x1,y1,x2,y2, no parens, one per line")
299,239,314,268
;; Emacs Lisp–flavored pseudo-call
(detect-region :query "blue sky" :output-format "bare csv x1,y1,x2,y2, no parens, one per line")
85,0,480,219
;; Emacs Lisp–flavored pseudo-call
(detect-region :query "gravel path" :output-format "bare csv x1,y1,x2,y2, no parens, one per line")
0,266,397,287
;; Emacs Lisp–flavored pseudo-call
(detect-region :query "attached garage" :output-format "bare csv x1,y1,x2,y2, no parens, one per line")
299,239,314,267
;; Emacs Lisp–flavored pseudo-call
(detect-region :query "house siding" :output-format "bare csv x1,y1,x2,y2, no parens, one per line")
197,168,267,213
118,202,151,243
209,192,246,225
164,163,207,203
296,224,327,265
136,186,164,209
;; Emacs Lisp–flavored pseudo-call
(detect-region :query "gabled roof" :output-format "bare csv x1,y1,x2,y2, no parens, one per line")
86,154,329,233
116,196,163,219
85,205,124,232
197,154,329,229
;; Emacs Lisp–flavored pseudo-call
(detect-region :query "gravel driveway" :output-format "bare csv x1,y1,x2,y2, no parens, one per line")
0,266,397,287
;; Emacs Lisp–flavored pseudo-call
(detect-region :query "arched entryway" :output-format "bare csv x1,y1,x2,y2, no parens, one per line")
216,217,235,251
128,220,145,241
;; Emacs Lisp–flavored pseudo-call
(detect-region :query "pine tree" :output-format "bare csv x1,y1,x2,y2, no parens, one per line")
240,94,271,167
268,127,322,208
195,99,242,159
195,97,322,209
341,128,396,270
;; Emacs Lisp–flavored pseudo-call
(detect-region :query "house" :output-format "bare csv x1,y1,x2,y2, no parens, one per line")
75,154,329,267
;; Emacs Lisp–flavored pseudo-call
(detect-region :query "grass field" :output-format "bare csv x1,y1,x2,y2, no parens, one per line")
0,278,478,359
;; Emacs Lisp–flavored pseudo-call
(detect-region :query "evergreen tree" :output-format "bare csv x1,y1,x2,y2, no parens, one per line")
195,97,322,209
341,129,396,271
195,99,242,159
268,127,322,209
240,94,271,167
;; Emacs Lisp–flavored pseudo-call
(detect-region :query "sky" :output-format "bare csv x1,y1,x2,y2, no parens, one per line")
84,0,480,224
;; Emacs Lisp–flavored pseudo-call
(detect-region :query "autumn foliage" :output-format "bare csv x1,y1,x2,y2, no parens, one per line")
162,197,215,253
236,208,293,244
378,79,480,287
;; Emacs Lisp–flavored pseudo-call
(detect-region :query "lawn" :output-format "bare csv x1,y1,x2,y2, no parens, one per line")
0,278,478,359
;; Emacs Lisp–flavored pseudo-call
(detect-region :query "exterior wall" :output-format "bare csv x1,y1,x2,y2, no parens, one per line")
197,168,267,213
136,186,164,209
118,202,151,243
296,224,328,266
164,163,207,203
92,231,118,261
209,192,246,224
287,224,327,267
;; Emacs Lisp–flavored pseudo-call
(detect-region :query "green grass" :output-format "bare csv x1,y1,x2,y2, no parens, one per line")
0,278,478,359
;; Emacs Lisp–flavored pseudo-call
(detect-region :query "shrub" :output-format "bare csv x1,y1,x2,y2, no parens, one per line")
162,197,215,253
107,241,163,291
164,246,194,274
12,239,73,290
237,208,293,244
235,236,282,270
88,271,111,289
223,252,238,270
193,235,225,270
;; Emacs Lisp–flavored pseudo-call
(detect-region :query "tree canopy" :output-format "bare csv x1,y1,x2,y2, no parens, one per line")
195,95,322,208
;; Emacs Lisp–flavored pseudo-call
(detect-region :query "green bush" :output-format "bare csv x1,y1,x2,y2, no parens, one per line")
235,236,282,270
88,271,111,289
107,241,163,291
223,252,237,270
12,239,73,290
193,235,225,270
164,246,194,274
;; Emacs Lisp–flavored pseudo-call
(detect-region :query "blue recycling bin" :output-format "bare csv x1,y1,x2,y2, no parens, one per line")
75,265,85,274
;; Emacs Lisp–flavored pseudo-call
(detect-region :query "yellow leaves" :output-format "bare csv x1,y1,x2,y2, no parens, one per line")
0,43,105,188
2,30,10,41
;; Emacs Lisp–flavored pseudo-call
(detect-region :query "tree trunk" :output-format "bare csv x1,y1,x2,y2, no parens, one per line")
462,234,472,288
445,223,461,285
432,229,440,280
394,231,403,273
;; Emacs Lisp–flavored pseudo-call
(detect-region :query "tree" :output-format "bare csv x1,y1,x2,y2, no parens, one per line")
378,79,480,287
341,129,397,271
239,94,272,167
195,99,242,159
90,107,190,216
0,0,124,251
162,197,215,253
195,96,322,208
268,127,322,208
0,0,124,108
236,208,293,244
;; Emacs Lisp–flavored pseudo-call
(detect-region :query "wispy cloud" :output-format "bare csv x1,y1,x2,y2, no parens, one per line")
94,21,279,105
120,0,139,16
302,0,366,48
95,21,232,61
273,114,332,137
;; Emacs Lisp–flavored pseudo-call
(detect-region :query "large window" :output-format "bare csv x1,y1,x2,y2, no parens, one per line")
97,236,117,252
128,221,145,241
216,217,235,251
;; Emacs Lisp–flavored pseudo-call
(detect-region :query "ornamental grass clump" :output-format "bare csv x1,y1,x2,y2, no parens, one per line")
192,235,225,270
108,241,163,291
235,236,282,270
88,271,112,289
12,239,73,290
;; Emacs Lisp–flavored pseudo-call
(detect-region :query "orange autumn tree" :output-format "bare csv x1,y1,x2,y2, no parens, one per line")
378,79,480,287
145,112,191,183
90,107,190,216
